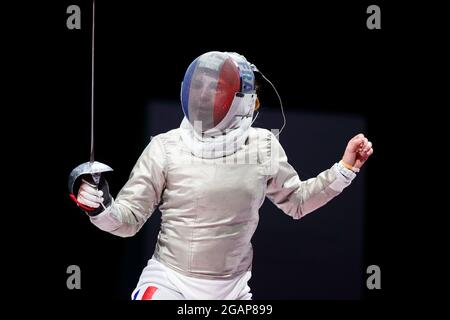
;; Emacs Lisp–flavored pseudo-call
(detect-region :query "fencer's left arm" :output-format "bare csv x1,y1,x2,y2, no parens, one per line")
265,133,357,220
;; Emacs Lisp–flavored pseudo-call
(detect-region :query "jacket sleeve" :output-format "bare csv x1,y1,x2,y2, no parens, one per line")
264,132,356,220
89,135,167,237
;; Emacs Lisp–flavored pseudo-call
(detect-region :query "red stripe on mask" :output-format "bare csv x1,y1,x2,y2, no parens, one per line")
213,58,240,126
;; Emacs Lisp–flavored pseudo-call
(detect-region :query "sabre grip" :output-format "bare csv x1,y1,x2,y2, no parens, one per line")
70,174,112,216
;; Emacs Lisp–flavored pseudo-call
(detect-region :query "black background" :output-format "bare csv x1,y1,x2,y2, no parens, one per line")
9,0,434,312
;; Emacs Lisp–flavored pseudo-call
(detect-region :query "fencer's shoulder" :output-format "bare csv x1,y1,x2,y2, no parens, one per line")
250,127,284,156
150,129,181,143
250,127,278,141
140,129,181,161
147,129,183,154
251,127,269,136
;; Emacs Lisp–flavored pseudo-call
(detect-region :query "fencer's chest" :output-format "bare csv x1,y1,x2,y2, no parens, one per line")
163,148,266,222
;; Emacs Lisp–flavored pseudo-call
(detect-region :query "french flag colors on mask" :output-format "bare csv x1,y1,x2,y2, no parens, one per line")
181,51,254,132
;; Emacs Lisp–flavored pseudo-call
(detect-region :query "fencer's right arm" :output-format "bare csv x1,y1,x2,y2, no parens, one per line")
77,135,167,237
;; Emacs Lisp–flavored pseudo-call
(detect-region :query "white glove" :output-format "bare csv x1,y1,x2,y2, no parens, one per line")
70,174,112,216
77,179,105,210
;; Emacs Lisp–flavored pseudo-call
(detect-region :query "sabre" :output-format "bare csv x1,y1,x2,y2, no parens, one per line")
68,0,113,207
90,0,95,164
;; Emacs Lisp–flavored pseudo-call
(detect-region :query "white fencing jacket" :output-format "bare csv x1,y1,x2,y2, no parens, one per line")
89,127,356,279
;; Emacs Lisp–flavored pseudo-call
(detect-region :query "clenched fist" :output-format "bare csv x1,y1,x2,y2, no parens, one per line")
342,133,374,170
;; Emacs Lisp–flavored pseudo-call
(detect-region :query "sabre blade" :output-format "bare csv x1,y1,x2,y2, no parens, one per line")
90,0,95,163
